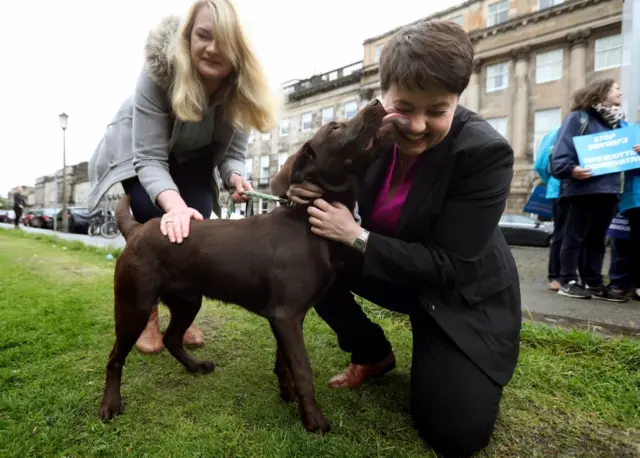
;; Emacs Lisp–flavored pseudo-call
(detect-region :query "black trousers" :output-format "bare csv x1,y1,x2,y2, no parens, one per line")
13,207,22,228
122,153,214,224
624,207,640,288
558,194,618,286
315,265,502,457
549,199,587,283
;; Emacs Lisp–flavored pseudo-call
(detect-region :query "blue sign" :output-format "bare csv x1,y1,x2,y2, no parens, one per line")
573,123,640,176
523,184,553,218
607,213,631,240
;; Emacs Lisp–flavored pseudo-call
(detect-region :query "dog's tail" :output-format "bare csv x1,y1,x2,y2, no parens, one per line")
115,195,141,240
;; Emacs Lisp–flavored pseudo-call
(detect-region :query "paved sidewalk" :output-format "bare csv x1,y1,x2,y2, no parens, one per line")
3,223,638,336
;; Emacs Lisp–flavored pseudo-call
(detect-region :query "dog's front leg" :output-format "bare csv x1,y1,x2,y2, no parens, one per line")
274,343,296,402
269,314,330,434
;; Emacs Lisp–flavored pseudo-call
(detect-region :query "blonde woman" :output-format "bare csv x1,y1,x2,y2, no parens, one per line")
88,0,278,353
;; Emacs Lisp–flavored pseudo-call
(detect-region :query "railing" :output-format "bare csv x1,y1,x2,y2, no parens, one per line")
282,61,363,97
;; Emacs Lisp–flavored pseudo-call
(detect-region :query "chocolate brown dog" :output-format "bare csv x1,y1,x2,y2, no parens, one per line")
99,99,392,434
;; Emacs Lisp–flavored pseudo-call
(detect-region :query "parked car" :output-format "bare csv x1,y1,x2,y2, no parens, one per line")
27,208,58,229
0,210,15,224
499,213,553,247
56,207,92,234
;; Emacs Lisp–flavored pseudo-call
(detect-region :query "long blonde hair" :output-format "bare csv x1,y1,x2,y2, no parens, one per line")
169,0,278,133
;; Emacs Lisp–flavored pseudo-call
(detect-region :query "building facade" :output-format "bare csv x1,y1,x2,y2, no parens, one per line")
240,0,623,214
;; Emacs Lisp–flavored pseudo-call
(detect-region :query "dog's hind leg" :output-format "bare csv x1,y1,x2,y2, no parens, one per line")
161,292,214,374
100,295,154,422
269,312,329,434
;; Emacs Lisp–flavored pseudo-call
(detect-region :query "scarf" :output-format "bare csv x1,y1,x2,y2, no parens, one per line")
591,103,627,193
591,103,626,129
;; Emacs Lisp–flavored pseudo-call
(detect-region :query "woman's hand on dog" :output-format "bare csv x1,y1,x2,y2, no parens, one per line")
307,199,363,246
286,182,324,204
160,206,204,244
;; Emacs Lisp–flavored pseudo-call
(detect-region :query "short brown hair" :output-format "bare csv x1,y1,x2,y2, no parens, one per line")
571,78,615,111
379,20,474,95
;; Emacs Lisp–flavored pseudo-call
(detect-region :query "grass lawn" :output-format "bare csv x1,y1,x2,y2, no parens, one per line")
0,228,638,457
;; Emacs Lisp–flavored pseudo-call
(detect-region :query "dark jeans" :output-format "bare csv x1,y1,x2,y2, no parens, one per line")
315,262,502,457
548,199,564,281
13,207,22,228
558,194,618,286
608,236,632,291
624,207,640,288
122,153,214,223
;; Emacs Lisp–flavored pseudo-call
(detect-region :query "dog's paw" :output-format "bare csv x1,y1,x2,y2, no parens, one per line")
192,360,215,374
302,409,330,435
99,398,123,422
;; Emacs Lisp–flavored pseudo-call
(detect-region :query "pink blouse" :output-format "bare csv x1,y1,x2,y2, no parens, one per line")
370,144,418,236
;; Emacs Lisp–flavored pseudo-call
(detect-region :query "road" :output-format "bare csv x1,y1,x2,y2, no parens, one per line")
2,223,637,336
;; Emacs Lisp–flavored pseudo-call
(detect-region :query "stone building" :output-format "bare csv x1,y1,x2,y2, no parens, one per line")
33,161,92,209
241,0,623,214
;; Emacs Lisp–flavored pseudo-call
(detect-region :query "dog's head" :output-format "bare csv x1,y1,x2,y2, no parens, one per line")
287,99,393,204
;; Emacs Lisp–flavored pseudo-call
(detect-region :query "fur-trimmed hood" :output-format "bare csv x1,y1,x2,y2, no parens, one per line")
144,15,182,90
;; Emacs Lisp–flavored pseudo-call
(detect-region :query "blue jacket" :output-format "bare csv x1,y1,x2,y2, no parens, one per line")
550,109,622,197
620,168,640,213
533,130,560,199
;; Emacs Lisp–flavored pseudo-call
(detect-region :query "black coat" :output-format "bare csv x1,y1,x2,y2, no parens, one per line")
359,106,521,386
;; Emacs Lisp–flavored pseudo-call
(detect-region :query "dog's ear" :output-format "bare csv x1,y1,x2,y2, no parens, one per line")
270,142,317,197
288,142,317,185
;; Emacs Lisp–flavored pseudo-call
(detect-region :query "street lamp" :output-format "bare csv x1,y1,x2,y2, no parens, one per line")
59,112,69,232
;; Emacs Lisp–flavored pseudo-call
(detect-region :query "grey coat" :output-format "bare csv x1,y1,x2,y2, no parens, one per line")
87,15,248,214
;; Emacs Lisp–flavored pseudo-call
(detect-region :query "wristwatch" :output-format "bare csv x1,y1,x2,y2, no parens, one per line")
352,229,370,254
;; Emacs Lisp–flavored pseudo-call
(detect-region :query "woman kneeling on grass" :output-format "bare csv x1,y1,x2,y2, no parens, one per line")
273,20,520,458
88,0,277,353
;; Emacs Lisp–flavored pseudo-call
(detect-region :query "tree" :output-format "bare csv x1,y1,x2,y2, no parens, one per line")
0,196,7,209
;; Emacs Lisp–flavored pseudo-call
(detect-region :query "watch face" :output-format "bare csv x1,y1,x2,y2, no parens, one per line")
353,238,365,251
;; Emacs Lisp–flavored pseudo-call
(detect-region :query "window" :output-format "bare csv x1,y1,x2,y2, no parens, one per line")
278,153,288,170
538,0,563,9
487,117,508,139
533,108,562,159
279,119,290,137
321,107,334,124
595,34,622,71
259,155,270,185
244,158,253,181
344,100,358,119
535,49,563,83
301,112,312,131
450,15,464,26
259,199,269,214
486,0,509,27
486,62,509,92
374,45,383,64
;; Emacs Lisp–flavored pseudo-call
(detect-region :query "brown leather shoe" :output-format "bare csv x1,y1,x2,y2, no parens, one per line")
328,352,396,389
136,305,164,354
183,322,205,348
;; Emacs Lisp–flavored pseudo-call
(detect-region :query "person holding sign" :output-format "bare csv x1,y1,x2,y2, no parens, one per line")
550,79,631,302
